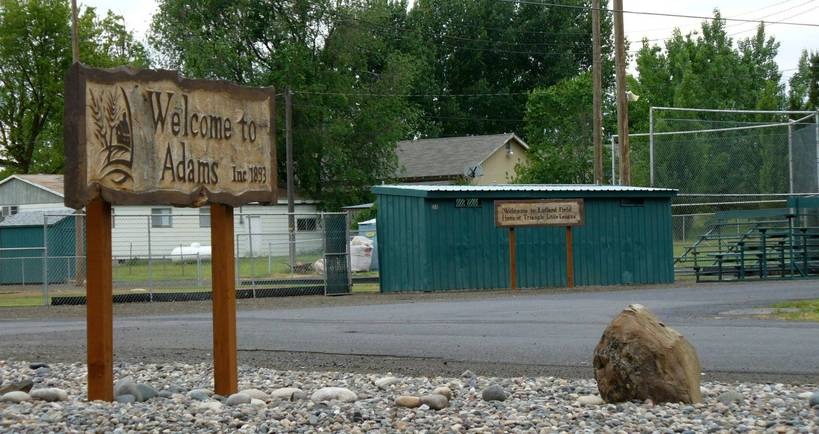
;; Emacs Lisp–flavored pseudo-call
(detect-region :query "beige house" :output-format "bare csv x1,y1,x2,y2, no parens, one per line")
395,133,529,185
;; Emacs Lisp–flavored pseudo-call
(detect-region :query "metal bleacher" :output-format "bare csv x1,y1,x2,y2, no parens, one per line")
674,197,819,282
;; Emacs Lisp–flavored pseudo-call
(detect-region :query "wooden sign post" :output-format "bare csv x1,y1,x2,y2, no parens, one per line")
64,64,276,401
495,199,584,290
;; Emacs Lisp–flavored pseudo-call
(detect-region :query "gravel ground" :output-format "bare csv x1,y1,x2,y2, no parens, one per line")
1,360,817,433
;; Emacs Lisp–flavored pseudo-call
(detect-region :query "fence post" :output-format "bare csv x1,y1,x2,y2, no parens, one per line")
197,252,202,287
788,215,795,278
235,233,241,289
248,217,256,295
43,215,49,306
147,216,153,300
346,212,352,290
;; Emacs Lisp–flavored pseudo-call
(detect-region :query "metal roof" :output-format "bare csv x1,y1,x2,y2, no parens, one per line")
373,184,677,198
0,174,65,196
0,209,74,227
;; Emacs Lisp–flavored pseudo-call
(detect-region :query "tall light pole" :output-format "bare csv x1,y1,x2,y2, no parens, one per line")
613,0,630,185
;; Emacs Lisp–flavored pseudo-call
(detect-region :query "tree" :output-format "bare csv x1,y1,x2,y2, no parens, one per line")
150,0,422,209
0,0,148,176
788,49,819,112
629,13,787,193
406,0,614,138
517,72,597,184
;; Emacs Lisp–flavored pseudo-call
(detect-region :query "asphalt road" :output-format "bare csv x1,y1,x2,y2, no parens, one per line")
1,280,818,383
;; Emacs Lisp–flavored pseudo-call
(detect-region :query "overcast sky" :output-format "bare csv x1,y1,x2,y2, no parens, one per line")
82,0,819,84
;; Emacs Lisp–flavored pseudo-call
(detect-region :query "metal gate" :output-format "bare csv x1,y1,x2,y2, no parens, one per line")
323,213,351,295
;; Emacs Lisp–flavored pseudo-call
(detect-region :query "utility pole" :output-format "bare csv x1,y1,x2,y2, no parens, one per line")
285,88,296,271
592,0,603,184
613,0,630,185
71,0,79,63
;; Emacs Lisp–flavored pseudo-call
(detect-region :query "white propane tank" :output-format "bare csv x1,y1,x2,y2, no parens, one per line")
170,242,212,262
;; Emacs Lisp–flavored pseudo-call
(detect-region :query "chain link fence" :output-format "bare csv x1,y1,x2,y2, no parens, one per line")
0,211,371,307
611,109,819,279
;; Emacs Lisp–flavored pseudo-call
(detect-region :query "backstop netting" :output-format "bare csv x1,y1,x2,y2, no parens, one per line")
611,108,819,243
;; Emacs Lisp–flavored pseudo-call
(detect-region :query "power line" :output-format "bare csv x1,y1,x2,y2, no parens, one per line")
628,0,805,35
293,90,529,98
335,16,594,38
634,0,817,46
337,17,596,54
501,0,819,27
729,4,819,37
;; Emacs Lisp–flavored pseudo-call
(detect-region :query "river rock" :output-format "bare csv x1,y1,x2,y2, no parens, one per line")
195,400,223,413
28,362,49,370
30,387,68,402
576,395,604,406
808,392,819,407
717,390,744,404
0,379,33,395
482,384,507,401
136,384,158,402
226,392,251,406
270,387,306,401
593,304,702,404
188,389,211,401
240,388,269,401
115,394,136,404
114,377,140,399
1,391,31,403
395,395,422,408
432,386,452,400
311,387,357,403
374,376,400,389
420,394,449,410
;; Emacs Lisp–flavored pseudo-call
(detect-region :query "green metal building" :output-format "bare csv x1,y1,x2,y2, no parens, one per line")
373,185,677,292
0,211,78,285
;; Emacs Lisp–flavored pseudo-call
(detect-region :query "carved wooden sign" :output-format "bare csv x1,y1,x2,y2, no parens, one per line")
495,199,584,227
64,64,276,208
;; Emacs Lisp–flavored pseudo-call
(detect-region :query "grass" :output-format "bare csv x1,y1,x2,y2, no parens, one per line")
771,299,819,322
0,274,381,307
112,253,327,281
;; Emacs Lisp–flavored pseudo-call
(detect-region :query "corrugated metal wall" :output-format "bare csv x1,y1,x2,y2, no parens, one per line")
376,194,430,291
377,193,673,292
0,218,76,284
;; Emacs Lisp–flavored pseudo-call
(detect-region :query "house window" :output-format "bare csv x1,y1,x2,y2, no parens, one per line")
455,198,480,208
1,206,18,216
297,217,318,231
151,207,172,228
199,207,210,228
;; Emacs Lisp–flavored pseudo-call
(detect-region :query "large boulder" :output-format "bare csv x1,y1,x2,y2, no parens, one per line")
593,304,702,404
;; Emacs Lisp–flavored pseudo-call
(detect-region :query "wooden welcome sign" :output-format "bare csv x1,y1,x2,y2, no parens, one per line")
63,63,276,401
495,199,584,289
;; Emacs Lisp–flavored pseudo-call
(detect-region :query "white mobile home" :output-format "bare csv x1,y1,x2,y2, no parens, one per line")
0,174,321,259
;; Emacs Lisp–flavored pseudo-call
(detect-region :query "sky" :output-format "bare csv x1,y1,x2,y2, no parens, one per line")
82,0,819,84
